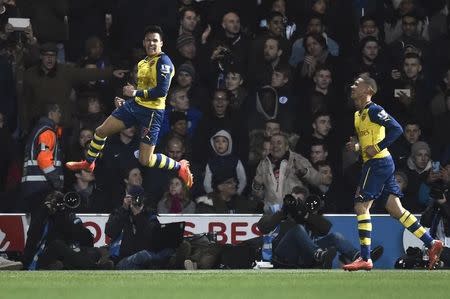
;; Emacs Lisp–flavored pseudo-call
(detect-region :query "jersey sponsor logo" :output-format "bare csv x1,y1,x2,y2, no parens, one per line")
377,109,390,121
161,64,171,74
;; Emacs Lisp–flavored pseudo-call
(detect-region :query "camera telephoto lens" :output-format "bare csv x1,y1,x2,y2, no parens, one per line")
63,192,81,209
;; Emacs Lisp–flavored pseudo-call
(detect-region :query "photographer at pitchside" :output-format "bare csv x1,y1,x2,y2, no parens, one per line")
420,171,450,267
106,185,180,270
22,191,113,270
257,186,383,269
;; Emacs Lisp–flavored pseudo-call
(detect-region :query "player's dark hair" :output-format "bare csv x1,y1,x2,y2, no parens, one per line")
144,25,164,41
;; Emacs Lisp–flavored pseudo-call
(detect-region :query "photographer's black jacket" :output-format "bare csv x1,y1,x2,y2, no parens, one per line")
257,211,331,249
420,199,450,238
22,206,94,269
105,206,161,262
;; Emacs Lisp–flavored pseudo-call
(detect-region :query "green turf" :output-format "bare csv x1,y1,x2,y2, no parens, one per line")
1,270,450,299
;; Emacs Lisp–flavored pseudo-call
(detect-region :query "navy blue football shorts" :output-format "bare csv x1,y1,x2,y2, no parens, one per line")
111,99,164,146
357,155,403,202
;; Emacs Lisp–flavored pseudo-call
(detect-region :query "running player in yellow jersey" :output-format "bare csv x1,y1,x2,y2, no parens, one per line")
343,75,442,271
66,25,193,188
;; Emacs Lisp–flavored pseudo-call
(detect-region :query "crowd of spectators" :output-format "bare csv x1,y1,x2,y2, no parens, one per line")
0,0,449,216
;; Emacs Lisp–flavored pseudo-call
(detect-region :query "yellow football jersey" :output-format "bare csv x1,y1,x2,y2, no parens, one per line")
354,103,392,162
134,53,174,110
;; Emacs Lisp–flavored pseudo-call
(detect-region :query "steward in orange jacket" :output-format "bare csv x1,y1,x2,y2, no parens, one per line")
21,103,63,210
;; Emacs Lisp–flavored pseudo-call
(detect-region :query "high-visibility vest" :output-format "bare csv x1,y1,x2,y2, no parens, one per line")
21,117,63,198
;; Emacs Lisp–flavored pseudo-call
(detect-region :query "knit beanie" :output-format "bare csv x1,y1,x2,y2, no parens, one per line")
176,34,195,50
411,141,431,157
178,62,195,80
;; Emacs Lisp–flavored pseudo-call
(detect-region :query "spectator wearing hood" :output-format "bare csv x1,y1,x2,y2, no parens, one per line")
203,130,246,195
192,88,249,167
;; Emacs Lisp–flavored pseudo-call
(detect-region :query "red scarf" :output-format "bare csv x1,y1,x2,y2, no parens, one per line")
169,195,183,213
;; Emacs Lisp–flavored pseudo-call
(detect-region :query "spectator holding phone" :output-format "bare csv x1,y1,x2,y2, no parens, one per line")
0,0,19,42
1,5,39,132
400,141,441,213
386,53,431,133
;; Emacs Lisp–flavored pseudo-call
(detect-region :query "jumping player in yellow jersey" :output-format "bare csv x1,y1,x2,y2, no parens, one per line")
66,25,193,188
342,75,442,271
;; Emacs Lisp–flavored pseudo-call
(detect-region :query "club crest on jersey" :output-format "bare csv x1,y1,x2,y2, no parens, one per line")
361,111,367,121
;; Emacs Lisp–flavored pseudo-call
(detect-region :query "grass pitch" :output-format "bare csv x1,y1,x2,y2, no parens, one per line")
1,270,450,299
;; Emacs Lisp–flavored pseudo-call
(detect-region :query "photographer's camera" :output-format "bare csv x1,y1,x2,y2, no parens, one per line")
45,191,81,213
283,193,324,223
131,195,144,207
